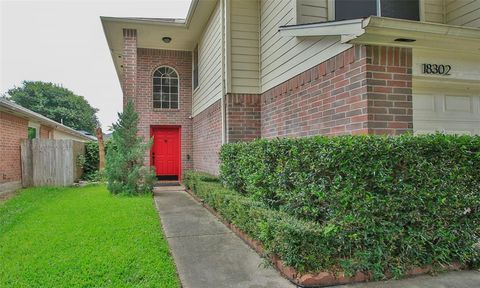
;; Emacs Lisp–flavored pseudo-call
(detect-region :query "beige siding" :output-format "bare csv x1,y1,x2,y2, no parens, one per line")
230,0,260,94
193,0,223,116
446,0,480,27
53,130,89,142
424,0,445,23
260,0,351,92
297,0,328,24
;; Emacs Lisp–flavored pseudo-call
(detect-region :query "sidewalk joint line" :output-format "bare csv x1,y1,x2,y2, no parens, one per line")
166,232,233,239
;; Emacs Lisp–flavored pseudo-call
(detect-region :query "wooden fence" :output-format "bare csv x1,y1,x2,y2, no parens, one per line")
21,139,85,187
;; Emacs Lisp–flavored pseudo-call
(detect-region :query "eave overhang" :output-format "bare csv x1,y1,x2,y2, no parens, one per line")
279,16,480,53
101,0,217,89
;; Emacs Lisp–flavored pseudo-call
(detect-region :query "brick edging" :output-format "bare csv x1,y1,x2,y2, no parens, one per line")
184,188,464,287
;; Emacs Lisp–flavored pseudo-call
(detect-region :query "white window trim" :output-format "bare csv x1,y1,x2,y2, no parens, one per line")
152,65,181,110
28,121,40,138
328,0,335,21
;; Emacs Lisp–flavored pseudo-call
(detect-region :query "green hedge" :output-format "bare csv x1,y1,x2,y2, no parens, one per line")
217,134,480,278
81,141,111,181
81,141,100,180
184,172,340,275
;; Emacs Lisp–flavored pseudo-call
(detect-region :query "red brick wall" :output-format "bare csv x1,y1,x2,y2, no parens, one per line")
135,48,193,173
193,100,222,175
366,46,413,135
261,45,412,138
123,29,137,105
0,112,27,185
40,125,52,139
261,46,369,138
226,93,261,142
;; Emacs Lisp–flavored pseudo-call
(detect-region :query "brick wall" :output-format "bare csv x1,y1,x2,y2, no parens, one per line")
193,100,222,175
123,29,137,105
226,93,261,142
123,37,412,176
261,46,369,138
0,112,27,191
135,48,193,173
40,125,52,139
366,46,413,135
261,45,412,138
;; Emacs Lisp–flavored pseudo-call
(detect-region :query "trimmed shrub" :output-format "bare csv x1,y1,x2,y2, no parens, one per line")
217,134,480,278
184,171,336,273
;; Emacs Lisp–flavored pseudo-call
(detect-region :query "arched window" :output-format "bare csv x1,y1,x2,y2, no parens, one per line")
153,66,179,109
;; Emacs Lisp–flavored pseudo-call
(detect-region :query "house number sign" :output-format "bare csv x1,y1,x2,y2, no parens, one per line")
422,63,452,75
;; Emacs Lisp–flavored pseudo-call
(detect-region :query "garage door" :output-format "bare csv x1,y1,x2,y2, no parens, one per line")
413,92,480,135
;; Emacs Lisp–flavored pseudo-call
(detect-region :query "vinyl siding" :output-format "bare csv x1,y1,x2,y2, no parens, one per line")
260,0,351,92
53,130,89,142
297,0,328,24
192,0,223,116
446,0,480,27
230,0,260,94
424,0,445,23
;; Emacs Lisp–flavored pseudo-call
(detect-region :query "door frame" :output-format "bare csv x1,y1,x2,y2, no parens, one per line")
150,125,182,181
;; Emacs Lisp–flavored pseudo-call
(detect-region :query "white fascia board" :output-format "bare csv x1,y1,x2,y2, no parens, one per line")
365,16,480,40
279,16,480,45
347,16,480,40
278,18,365,41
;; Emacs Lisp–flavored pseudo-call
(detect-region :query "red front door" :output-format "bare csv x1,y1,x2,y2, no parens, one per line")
151,127,181,180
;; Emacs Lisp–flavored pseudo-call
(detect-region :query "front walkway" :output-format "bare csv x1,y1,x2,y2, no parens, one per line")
154,186,480,288
153,186,294,288
339,270,480,288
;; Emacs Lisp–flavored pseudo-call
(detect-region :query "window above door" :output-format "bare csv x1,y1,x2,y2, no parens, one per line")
153,66,179,110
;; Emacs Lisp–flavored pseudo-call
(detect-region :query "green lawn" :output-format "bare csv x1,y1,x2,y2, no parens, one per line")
0,185,179,288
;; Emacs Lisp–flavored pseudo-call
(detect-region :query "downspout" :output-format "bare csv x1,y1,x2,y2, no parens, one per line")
221,0,231,144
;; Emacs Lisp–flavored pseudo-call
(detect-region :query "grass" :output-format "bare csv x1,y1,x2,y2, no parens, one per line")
0,184,180,288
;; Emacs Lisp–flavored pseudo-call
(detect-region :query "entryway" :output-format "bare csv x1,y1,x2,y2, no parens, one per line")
151,126,181,181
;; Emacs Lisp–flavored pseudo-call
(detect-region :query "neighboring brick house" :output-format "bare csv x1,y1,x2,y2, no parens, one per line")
0,98,93,193
101,0,480,179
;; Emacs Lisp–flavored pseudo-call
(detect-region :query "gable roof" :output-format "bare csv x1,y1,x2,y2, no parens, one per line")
101,0,217,86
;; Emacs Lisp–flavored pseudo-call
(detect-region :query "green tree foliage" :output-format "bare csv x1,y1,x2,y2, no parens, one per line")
106,102,155,195
80,141,111,181
6,81,99,133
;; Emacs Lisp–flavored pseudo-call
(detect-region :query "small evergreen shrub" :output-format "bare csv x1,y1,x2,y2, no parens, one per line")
106,102,156,195
81,141,110,181
215,134,480,278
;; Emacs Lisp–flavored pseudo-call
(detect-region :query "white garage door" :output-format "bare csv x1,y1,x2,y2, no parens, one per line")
413,91,480,135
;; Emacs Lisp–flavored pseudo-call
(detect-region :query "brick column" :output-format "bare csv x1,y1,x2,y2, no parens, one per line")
366,46,413,135
122,29,137,106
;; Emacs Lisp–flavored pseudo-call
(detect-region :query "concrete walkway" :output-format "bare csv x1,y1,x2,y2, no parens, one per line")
154,186,480,288
153,186,294,288
338,271,480,288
